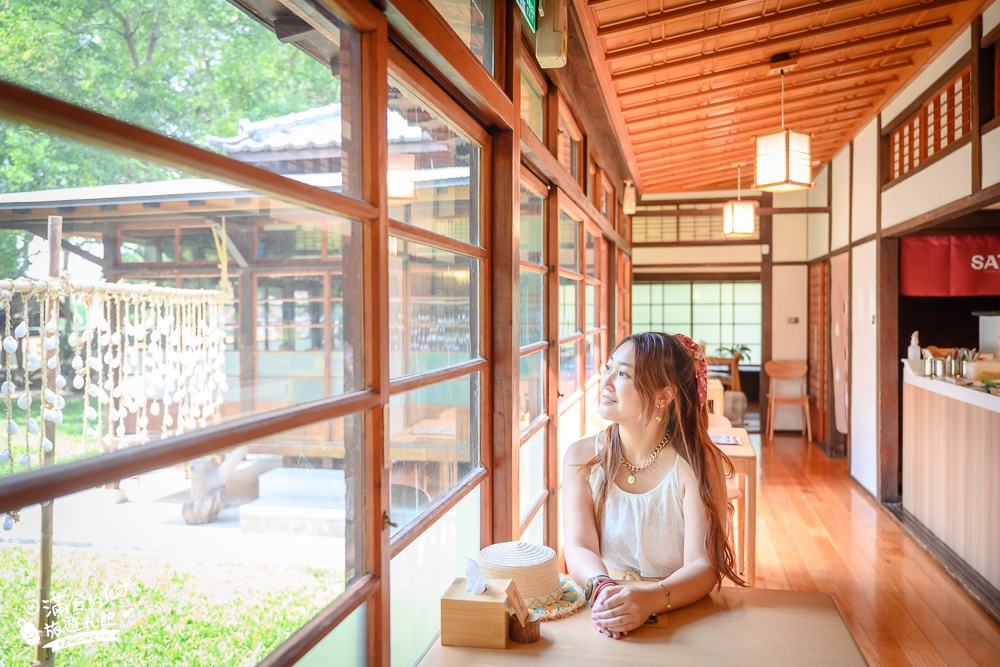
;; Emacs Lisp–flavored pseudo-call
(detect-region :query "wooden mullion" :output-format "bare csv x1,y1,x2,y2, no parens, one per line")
545,188,561,551
388,358,489,394
387,219,488,260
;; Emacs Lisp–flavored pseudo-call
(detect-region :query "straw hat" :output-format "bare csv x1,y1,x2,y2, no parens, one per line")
478,541,584,621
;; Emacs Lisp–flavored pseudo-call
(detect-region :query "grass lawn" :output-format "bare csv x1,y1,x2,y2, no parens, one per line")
0,544,345,666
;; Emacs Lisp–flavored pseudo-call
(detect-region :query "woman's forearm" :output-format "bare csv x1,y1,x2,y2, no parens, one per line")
564,544,609,585
654,560,718,612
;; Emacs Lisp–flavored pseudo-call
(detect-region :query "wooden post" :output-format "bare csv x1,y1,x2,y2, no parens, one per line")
34,214,61,666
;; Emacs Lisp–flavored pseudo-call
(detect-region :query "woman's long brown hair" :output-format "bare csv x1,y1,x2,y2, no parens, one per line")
587,332,746,587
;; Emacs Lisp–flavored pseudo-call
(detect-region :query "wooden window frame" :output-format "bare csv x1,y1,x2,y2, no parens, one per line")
519,52,548,143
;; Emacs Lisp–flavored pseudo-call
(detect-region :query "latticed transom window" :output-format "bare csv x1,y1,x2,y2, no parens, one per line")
889,64,972,181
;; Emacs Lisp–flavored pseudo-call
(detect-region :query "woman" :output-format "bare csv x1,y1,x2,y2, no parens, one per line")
562,332,744,639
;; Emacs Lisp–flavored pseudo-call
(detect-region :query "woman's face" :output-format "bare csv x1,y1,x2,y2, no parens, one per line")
599,340,648,425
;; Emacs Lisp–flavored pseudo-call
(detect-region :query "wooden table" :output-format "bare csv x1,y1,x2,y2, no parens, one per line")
420,587,866,666
708,426,757,586
707,377,724,415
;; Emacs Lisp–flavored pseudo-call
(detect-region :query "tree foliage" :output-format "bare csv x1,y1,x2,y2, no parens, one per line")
0,0,341,193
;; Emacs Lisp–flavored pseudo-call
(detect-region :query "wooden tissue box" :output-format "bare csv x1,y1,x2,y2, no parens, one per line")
440,577,515,649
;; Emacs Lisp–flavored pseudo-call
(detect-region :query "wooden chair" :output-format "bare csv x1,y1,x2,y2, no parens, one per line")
705,352,741,392
764,360,812,442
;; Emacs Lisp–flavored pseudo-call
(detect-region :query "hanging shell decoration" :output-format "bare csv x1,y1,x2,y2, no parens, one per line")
0,277,229,530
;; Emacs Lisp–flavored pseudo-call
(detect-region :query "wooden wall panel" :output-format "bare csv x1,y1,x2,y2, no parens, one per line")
902,382,1000,590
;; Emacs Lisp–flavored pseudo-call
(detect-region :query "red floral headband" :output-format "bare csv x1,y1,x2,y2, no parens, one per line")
672,334,708,408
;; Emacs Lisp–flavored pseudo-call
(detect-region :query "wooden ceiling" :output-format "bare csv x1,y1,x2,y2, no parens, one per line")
574,0,984,194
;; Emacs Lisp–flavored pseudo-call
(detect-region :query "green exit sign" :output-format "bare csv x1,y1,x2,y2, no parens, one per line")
518,0,538,32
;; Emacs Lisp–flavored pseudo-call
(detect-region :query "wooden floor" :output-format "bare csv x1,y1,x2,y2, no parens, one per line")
746,432,1000,666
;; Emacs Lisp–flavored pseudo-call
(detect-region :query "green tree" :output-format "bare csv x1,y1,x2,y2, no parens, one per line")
0,0,341,193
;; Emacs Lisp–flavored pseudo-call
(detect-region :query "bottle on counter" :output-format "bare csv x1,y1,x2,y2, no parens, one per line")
907,331,921,362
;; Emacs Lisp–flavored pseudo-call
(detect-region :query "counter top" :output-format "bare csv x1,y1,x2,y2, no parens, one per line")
901,360,1000,414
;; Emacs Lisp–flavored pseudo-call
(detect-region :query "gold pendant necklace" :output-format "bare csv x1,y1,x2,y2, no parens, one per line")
621,428,671,485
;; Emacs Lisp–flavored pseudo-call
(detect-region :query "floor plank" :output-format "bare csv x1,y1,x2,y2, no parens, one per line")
743,432,1000,667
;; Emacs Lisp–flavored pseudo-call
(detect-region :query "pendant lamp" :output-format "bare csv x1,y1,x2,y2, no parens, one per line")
754,68,813,192
723,164,757,236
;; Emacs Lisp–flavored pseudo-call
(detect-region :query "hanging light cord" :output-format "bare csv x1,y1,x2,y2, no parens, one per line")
780,71,786,130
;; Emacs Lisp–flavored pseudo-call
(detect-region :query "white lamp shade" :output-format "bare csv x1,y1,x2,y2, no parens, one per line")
723,199,758,235
754,129,813,192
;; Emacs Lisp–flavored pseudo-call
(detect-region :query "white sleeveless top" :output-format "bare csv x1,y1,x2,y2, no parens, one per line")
589,434,687,579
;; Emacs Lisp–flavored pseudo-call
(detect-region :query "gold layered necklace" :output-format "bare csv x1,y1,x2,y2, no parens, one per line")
620,427,672,485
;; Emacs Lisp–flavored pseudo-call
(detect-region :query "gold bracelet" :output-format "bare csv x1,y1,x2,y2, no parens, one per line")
658,581,671,610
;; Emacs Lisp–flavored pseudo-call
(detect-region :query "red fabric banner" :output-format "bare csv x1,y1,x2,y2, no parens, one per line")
900,235,1000,296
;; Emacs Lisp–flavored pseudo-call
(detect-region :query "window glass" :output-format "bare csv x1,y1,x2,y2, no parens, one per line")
427,0,495,73
0,126,364,480
519,184,545,265
520,66,545,140
388,374,481,513
390,486,480,667
559,342,579,398
519,270,545,347
521,506,545,545
558,211,580,272
585,284,597,331
387,77,481,246
585,231,597,278
1,415,363,666
258,225,324,260
519,351,545,433
558,112,581,181
297,602,367,667
179,228,219,263
559,277,579,337
388,239,479,379
557,399,582,472
519,428,546,523
0,2,362,198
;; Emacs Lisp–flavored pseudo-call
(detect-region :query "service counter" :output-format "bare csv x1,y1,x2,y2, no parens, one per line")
901,362,1000,592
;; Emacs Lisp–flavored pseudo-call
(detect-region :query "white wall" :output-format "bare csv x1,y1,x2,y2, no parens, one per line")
881,144,973,229
831,148,851,251
881,27,971,127
632,244,763,266
984,125,1000,189
986,0,1000,35
851,119,879,240
770,265,809,432
772,215,808,262
807,165,830,260
850,241,878,495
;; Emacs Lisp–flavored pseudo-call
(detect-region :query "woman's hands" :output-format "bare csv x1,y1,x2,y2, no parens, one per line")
590,583,658,639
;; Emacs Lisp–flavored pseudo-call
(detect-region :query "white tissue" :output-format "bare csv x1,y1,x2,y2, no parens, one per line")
465,556,487,595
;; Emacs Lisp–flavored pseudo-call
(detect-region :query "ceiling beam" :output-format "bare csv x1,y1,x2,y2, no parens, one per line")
606,0,963,66
597,0,764,37
624,65,905,128
611,15,950,85
627,88,883,141
618,38,926,110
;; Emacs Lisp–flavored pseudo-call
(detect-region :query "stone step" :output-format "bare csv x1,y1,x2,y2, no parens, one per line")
239,497,346,538
257,467,345,502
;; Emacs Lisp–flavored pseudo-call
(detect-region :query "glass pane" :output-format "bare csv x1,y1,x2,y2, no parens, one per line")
558,398,582,474
585,334,597,377
734,282,762,302
559,277,579,337
585,231,596,278
0,126,365,479
1,2,363,198
390,486,480,667
387,77,481,245
120,229,174,263
0,415,362,666
388,239,479,379
693,304,721,324
559,342,579,398
692,283,721,304
519,428,546,524
257,225,323,260
519,184,545,265
660,283,692,304
521,505,545,545
558,211,580,272
519,270,545,348
178,228,218,263
297,602,367,667
519,351,545,433
520,67,544,140
633,284,650,304
427,0,495,72
585,284,597,331
558,114,581,180
388,374,481,519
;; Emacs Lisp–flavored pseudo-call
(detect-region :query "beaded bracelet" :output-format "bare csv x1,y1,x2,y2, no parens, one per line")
658,580,672,610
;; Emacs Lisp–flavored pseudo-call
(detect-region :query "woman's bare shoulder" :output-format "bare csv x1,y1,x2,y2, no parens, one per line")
564,431,603,467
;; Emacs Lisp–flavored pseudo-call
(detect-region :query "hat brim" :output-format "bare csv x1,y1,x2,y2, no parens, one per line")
528,575,586,621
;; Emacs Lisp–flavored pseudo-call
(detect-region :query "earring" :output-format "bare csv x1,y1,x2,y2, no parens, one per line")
655,411,663,423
